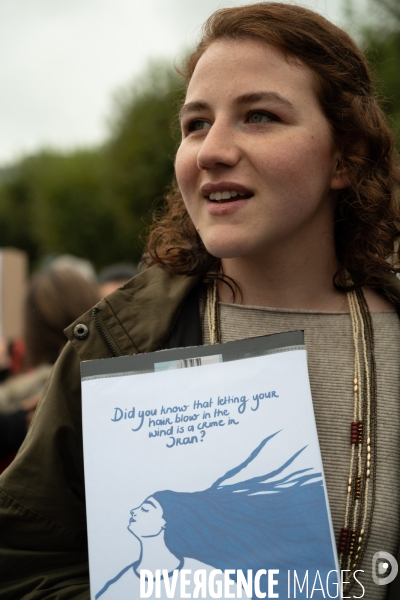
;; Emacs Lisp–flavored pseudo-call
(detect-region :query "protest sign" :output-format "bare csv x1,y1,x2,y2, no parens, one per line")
81,331,338,599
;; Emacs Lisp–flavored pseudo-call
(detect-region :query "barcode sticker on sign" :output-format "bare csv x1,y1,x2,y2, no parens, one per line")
154,354,222,372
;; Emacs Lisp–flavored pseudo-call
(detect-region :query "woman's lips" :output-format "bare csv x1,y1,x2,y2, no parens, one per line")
200,182,254,215
200,181,254,199
206,196,251,215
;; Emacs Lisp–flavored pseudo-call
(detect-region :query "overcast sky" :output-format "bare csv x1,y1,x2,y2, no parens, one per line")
0,0,358,165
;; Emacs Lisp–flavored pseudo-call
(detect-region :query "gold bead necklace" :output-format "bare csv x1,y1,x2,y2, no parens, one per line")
206,281,376,592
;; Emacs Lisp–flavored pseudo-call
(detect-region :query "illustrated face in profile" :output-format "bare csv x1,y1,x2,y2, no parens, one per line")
128,497,165,539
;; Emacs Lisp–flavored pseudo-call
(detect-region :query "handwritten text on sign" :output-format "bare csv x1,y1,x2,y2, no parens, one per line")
110,391,279,449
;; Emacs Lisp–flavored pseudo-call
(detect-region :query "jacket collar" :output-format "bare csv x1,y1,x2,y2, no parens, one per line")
64,266,203,361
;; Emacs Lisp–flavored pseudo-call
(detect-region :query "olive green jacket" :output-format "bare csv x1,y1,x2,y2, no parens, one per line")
0,266,399,600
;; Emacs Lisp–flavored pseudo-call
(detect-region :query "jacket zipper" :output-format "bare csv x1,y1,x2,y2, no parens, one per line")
92,307,121,357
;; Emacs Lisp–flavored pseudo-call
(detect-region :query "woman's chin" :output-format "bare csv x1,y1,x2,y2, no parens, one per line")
202,238,251,260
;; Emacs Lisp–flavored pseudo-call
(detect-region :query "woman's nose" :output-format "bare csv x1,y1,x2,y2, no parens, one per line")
130,509,135,516
197,120,241,171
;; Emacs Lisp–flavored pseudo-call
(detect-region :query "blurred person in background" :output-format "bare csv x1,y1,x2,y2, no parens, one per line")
48,253,98,284
0,266,100,471
0,339,11,383
98,262,137,297
23,266,99,369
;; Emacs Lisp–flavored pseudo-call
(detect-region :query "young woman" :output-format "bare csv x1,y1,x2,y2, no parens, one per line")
1,3,400,600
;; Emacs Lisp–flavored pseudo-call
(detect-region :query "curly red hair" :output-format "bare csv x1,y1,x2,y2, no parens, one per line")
145,2,400,292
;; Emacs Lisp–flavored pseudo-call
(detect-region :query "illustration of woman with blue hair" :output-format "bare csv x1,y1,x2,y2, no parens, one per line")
96,432,336,599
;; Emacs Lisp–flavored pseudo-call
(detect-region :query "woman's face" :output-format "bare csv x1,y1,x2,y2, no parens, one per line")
175,39,348,261
128,496,166,538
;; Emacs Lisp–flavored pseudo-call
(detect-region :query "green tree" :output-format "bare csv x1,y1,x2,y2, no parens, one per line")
347,0,400,146
0,149,119,270
364,30,400,140
28,149,120,270
105,62,184,260
0,163,40,263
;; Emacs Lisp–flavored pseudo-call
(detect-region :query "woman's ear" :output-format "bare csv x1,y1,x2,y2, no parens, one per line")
330,156,350,190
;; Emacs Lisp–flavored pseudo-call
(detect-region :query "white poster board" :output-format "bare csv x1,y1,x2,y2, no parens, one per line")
81,332,338,599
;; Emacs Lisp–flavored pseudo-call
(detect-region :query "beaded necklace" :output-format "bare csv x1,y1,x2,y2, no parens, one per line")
205,281,376,592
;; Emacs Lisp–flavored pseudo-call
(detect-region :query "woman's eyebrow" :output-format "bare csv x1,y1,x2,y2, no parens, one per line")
179,92,294,121
179,101,209,120
144,500,157,508
235,91,294,110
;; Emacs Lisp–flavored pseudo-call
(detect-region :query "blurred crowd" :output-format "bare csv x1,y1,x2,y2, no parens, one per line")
0,252,137,472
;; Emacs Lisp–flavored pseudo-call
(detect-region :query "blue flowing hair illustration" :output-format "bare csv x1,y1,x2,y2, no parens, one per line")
98,432,335,599
153,432,334,596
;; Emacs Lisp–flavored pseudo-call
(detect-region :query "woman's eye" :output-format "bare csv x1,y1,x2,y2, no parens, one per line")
247,111,277,124
187,119,211,133
141,507,149,513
